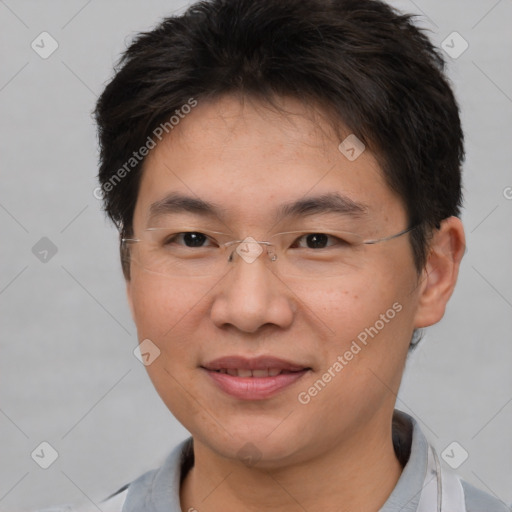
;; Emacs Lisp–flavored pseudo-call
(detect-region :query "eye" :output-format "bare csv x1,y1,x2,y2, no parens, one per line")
164,232,215,248
292,233,349,249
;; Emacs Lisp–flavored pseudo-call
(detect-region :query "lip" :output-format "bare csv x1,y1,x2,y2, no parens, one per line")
201,355,311,400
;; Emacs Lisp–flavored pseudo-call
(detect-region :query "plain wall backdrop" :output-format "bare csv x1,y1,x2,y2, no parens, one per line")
1,0,511,510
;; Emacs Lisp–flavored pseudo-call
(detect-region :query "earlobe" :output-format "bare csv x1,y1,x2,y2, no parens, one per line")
413,217,466,328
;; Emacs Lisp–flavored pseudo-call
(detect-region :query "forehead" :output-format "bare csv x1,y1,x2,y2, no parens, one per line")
133,95,405,231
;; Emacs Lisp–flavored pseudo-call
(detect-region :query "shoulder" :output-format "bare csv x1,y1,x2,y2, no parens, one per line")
34,438,193,512
34,484,130,512
461,479,511,512
47,438,193,512
95,483,130,511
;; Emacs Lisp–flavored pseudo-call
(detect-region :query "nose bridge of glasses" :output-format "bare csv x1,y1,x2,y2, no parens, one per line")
227,236,276,264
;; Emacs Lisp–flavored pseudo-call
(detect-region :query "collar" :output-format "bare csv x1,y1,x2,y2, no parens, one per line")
122,410,432,512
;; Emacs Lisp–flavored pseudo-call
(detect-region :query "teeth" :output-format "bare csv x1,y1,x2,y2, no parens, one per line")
214,368,288,377
252,369,269,377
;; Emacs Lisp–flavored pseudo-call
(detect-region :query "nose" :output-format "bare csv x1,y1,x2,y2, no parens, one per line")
210,245,295,334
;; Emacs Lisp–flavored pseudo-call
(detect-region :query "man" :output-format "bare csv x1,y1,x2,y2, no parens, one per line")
87,0,508,510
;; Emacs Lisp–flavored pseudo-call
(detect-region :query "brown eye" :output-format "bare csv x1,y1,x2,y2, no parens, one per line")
293,233,347,249
165,232,211,247
305,234,328,249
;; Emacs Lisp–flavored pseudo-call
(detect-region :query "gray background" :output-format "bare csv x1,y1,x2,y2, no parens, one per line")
1,0,511,510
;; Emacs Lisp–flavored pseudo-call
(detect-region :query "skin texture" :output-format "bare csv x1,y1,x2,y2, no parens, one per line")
125,95,465,512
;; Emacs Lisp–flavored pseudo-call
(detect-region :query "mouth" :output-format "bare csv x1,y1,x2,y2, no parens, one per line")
207,368,305,377
201,355,311,400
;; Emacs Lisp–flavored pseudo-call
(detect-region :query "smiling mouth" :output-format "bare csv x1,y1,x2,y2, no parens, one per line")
208,368,307,377
201,365,311,400
200,355,312,399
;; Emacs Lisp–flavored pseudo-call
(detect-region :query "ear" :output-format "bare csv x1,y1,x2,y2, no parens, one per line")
125,278,136,323
121,237,137,322
413,216,466,328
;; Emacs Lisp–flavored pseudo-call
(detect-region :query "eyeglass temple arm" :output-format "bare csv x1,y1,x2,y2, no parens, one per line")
363,225,418,245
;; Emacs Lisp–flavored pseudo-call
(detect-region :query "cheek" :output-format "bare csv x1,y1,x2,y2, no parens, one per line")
128,275,210,393
295,273,414,385
129,274,207,341
287,275,402,344
128,276,212,429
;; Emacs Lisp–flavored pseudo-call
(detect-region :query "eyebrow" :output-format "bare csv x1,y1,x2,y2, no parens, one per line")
146,191,368,226
277,192,368,219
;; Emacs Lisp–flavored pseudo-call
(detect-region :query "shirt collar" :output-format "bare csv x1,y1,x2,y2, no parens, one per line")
123,410,429,512
380,410,430,511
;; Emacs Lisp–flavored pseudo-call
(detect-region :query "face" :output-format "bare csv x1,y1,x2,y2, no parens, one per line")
126,95,424,467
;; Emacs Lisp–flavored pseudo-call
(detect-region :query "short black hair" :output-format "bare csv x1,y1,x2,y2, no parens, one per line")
94,0,464,280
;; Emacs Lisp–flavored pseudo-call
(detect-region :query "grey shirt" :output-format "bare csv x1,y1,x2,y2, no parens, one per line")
99,411,509,511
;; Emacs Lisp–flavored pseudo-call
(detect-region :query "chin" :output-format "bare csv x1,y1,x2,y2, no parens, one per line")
196,419,310,468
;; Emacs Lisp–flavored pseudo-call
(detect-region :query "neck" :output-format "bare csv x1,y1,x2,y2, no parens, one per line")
180,414,403,512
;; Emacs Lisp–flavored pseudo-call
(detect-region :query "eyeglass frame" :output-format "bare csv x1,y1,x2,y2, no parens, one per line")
120,223,419,269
